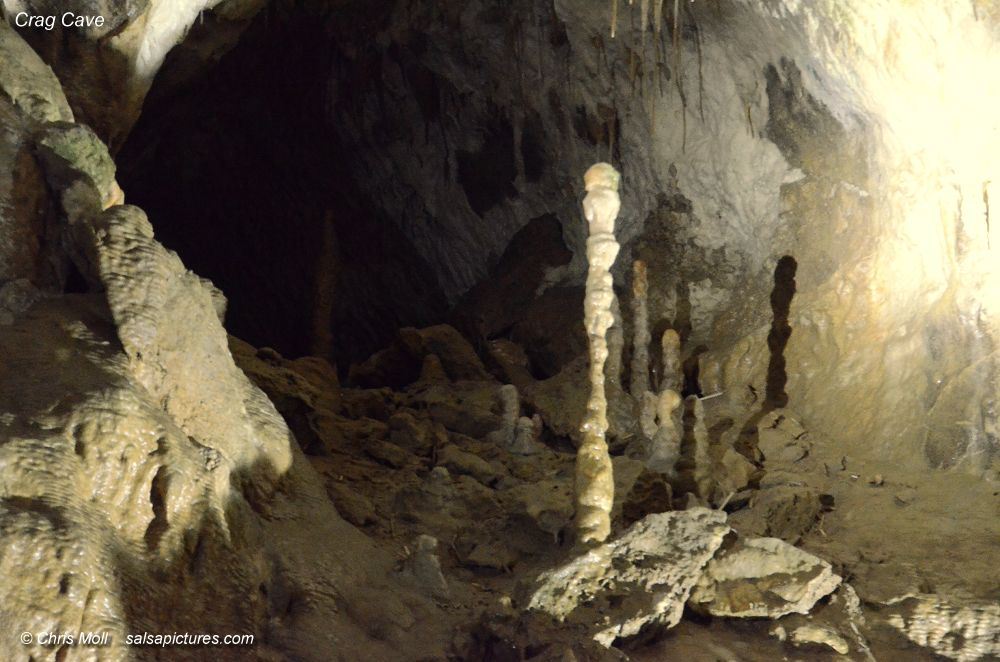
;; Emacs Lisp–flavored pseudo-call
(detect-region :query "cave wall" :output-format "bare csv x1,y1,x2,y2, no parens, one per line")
15,0,996,471
316,0,999,473
0,21,453,660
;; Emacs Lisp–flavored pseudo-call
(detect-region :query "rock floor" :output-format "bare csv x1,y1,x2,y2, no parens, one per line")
232,329,1000,661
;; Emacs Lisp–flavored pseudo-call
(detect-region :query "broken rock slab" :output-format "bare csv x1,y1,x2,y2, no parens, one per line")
689,536,841,619
527,508,730,646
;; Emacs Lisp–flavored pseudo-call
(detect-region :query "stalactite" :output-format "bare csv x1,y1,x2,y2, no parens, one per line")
630,260,651,398
575,162,622,545
611,0,619,38
672,0,688,152
641,0,649,35
684,1,706,123
653,0,664,35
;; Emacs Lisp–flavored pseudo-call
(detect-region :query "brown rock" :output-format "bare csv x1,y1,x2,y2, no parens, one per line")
728,485,822,543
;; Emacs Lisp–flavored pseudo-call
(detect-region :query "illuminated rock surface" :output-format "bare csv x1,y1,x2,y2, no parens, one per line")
528,508,730,645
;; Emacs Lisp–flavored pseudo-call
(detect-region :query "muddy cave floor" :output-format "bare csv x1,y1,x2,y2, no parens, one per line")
230,331,999,661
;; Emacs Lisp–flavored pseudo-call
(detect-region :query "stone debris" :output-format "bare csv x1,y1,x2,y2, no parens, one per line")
689,537,842,619
528,508,730,646
790,624,850,654
437,444,501,486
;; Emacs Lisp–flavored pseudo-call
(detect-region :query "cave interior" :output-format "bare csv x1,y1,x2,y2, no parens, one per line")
1,1,999,660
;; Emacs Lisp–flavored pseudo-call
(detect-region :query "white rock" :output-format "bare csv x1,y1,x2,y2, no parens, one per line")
528,508,730,646
689,537,841,618
791,624,850,654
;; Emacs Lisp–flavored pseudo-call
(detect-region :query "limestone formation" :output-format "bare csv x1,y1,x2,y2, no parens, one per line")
639,390,660,439
689,537,842,619
687,395,713,498
606,295,624,388
660,328,682,394
5,2,1000,659
575,162,622,545
790,624,851,655
630,260,651,398
35,122,123,209
510,414,545,455
488,383,520,448
528,508,730,646
646,389,682,475
419,353,449,383
886,595,1000,662
401,535,450,600
0,20,73,124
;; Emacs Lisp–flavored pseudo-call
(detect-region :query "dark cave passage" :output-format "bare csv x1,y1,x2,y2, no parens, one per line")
118,7,448,370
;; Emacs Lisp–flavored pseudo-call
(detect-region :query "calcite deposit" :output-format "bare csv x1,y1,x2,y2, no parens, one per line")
575,162,623,545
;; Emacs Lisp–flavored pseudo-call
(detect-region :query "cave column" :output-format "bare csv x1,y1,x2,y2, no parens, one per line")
575,162,621,545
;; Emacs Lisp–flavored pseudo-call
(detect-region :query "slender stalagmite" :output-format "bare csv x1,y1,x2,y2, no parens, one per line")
688,394,712,497
630,259,650,397
660,327,681,393
575,162,621,544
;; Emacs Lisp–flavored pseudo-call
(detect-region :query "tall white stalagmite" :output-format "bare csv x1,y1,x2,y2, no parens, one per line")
630,259,650,398
575,162,622,544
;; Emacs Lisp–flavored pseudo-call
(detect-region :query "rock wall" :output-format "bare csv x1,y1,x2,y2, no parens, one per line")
0,23,448,661
311,0,999,473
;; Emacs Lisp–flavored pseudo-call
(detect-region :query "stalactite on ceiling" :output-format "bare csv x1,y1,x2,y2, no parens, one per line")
605,0,695,150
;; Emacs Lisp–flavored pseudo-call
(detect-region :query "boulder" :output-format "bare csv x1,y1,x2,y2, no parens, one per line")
689,537,841,618
528,508,730,646
404,381,502,438
790,624,850,655
437,445,500,486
